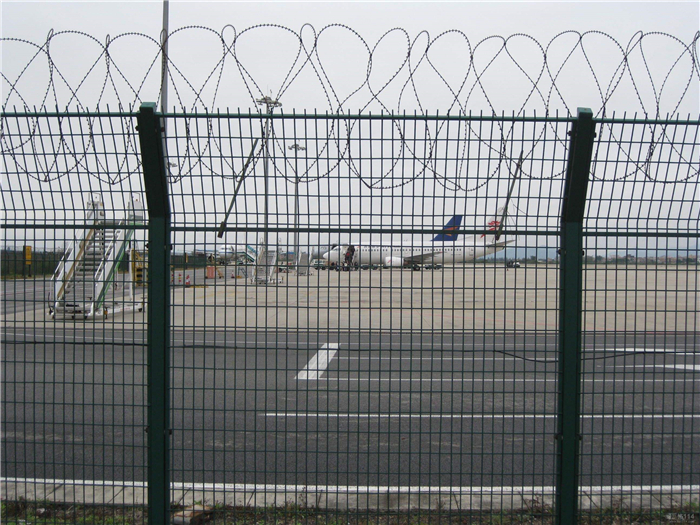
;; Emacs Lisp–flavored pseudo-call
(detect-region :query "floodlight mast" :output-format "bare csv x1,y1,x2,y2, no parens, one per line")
256,96,282,259
160,0,169,117
288,143,306,267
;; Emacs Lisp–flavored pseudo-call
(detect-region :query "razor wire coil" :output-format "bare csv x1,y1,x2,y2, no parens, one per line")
2,26,699,189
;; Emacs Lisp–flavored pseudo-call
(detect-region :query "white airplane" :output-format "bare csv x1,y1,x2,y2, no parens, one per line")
217,245,239,256
310,244,339,260
214,244,257,263
322,210,513,267
216,243,337,263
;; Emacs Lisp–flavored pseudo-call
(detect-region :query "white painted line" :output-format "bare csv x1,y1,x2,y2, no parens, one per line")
3,478,698,497
619,365,700,372
619,353,699,356
336,356,558,362
307,377,691,383
613,348,698,354
296,344,340,380
661,364,700,371
265,412,558,419
264,413,700,420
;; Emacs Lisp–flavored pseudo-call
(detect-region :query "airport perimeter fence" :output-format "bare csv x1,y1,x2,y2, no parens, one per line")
1,105,698,524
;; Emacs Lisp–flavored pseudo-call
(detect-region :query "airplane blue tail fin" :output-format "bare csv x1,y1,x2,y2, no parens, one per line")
432,215,463,242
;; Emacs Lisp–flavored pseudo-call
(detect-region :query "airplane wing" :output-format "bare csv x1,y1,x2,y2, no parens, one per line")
486,240,515,249
402,251,443,264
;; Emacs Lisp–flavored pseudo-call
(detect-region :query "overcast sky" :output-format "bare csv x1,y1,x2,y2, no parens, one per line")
3,1,697,44
2,1,699,114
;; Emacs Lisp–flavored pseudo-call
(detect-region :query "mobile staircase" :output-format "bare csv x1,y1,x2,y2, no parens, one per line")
296,252,311,276
50,195,145,319
252,247,279,284
230,245,258,279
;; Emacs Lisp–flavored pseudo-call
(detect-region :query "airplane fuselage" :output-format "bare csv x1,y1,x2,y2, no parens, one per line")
321,212,512,267
323,242,508,266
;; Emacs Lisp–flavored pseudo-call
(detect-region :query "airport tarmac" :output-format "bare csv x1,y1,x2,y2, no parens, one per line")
7,263,698,334
3,263,698,513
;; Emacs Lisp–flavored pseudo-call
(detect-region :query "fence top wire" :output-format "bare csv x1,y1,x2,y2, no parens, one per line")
4,109,700,123
3,111,699,181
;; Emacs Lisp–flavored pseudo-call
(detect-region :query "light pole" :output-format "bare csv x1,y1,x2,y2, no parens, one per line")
255,96,281,265
288,143,306,268
160,0,169,117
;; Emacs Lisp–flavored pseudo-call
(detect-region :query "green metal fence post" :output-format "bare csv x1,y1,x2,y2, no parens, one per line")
556,107,596,524
137,102,171,524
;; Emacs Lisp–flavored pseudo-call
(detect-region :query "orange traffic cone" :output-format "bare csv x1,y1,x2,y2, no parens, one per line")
186,274,191,287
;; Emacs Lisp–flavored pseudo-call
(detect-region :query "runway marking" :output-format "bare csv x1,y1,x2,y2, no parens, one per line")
265,412,557,419
3,477,698,497
336,356,558,362
660,364,700,371
296,344,340,380
613,348,698,354
265,412,700,420
307,377,692,383
619,365,700,372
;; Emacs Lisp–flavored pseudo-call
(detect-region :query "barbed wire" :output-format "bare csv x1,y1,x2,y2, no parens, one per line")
1,26,699,189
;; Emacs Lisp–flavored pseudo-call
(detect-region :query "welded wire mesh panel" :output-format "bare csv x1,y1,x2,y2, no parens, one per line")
164,111,570,523
579,117,700,521
5,107,697,524
1,112,149,523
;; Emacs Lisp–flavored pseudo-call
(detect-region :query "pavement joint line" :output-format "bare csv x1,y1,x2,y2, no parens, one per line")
296,343,340,380
5,325,700,346
3,331,697,353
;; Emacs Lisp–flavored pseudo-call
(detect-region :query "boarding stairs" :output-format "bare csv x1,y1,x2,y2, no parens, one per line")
51,195,145,319
252,248,279,284
296,252,310,276
245,245,258,262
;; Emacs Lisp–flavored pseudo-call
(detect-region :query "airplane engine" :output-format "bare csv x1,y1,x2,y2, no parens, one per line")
384,257,404,267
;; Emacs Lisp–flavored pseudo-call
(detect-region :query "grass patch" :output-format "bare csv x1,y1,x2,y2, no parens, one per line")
1,500,145,525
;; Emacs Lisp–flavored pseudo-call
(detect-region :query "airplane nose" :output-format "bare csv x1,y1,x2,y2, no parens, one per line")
322,252,329,260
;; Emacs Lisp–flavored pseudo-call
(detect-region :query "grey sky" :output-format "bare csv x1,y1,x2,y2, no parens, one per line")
3,1,697,41
2,1,699,114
